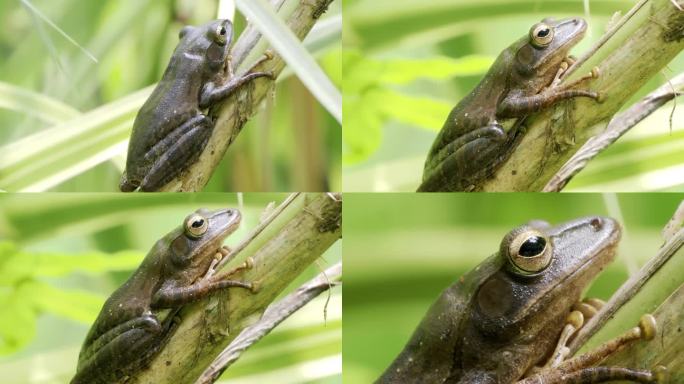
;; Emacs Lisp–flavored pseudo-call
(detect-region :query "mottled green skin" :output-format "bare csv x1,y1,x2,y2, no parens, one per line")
377,217,621,384
120,20,271,192
419,18,591,192
71,208,242,384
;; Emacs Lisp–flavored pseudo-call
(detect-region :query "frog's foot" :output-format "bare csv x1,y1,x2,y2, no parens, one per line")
542,310,585,369
209,257,255,283
550,61,571,88
520,314,660,384
573,297,605,319
539,298,608,369
248,50,274,72
561,66,600,89
225,53,235,79
518,366,663,384
119,172,138,192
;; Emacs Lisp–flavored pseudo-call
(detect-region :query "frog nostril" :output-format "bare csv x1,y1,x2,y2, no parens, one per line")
590,217,603,231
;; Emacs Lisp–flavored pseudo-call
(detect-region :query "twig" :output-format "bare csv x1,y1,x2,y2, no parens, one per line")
159,0,332,191
567,224,684,353
216,192,300,270
195,262,342,384
662,200,684,241
543,73,684,192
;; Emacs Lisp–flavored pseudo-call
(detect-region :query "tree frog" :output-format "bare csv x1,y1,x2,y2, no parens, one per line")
120,19,273,192
419,18,600,192
377,217,662,383
71,208,254,384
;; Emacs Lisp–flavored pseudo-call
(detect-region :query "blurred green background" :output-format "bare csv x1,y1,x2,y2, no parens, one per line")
0,193,341,384
0,0,341,192
343,193,683,383
342,0,684,192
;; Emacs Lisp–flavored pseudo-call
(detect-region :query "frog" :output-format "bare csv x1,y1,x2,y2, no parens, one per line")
377,216,663,383
120,19,274,192
71,208,255,384
418,17,601,192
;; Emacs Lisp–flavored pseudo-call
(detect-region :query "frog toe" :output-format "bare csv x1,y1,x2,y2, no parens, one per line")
119,174,139,192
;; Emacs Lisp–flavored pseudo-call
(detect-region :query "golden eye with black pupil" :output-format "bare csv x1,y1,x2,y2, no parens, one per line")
185,214,208,238
507,229,552,275
529,23,554,48
215,24,228,45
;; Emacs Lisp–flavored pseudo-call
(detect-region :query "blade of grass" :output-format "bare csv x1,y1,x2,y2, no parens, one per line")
0,82,80,124
236,0,342,123
19,0,98,63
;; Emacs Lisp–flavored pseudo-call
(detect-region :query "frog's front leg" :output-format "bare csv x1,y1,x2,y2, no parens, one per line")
152,265,254,309
419,124,507,192
71,314,171,384
138,114,213,191
200,52,275,108
497,83,600,118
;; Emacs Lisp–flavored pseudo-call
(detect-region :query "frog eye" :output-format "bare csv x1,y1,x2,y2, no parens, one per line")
529,23,554,48
214,24,228,45
184,214,208,238
505,228,553,275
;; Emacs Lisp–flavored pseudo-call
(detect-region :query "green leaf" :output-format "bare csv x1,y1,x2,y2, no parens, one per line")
376,91,452,131
342,90,383,164
0,243,143,282
377,55,493,85
25,281,104,324
0,284,37,355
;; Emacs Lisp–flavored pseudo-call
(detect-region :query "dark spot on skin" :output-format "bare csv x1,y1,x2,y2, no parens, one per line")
165,360,171,366
512,170,517,175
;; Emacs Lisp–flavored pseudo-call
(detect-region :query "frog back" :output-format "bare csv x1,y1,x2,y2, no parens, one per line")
376,255,502,384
